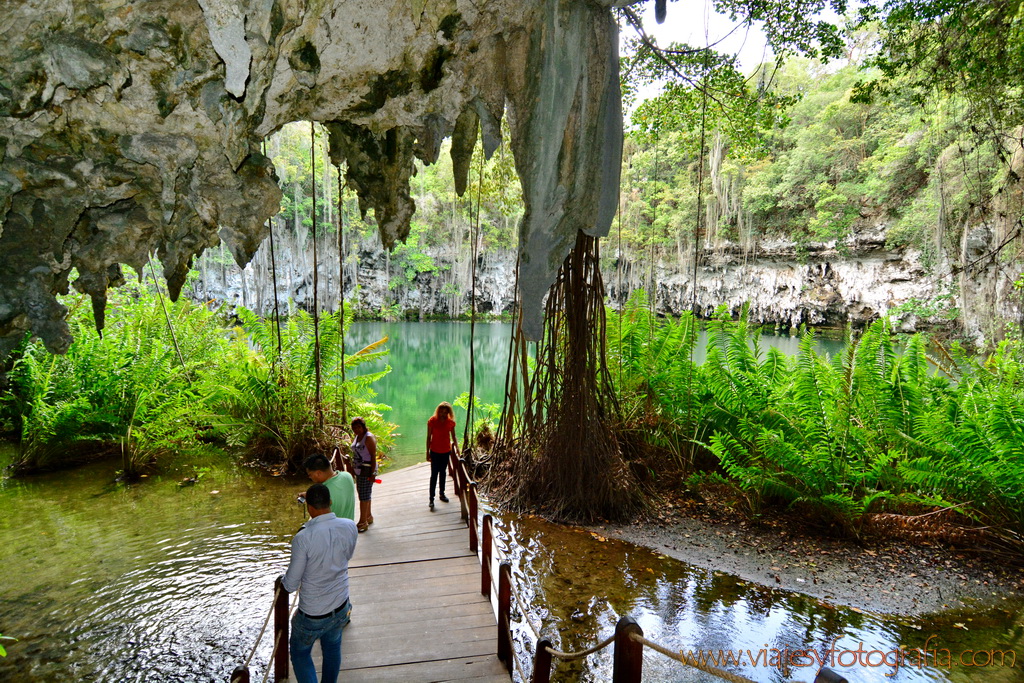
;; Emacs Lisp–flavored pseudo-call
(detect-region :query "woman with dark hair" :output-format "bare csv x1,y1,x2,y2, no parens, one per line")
350,417,377,532
425,402,459,510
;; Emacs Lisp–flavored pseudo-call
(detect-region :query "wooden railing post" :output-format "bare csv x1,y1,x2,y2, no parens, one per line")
531,636,553,683
457,458,470,522
814,668,849,683
481,514,493,597
497,561,513,673
273,576,290,682
448,451,461,496
469,482,479,552
230,665,250,683
612,616,643,683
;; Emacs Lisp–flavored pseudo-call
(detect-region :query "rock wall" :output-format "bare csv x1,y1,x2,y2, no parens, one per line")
187,228,518,318
186,220,1005,346
191,219,1022,343
607,222,1022,343
0,0,625,358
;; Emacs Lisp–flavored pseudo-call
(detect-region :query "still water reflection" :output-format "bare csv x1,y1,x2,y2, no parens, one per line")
498,516,1024,682
0,454,306,682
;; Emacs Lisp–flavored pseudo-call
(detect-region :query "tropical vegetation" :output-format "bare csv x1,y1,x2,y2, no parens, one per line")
0,268,394,476
608,291,1024,552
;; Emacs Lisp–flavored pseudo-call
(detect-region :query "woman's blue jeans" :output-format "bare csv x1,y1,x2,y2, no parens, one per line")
289,600,351,683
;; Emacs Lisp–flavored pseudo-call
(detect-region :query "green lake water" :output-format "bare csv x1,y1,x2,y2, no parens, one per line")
1,323,1019,682
344,321,513,470
344,321,844,471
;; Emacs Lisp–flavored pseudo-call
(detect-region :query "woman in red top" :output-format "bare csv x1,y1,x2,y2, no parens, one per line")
426,402,459,510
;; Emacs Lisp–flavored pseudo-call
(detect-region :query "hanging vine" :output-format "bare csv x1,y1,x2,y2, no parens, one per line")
337,171,348,425
462,141,485,452
310,122,323,428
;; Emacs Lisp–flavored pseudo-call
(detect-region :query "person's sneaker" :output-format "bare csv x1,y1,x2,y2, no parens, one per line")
429,500,434,510
439,494,449,503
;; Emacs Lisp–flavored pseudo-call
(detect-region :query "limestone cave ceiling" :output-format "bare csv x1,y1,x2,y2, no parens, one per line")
0,0,626,358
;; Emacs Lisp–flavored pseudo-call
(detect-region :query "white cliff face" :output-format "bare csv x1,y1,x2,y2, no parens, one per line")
0,0,624,357
192,219,1020,342
606,223,1021,342
188,230,518,319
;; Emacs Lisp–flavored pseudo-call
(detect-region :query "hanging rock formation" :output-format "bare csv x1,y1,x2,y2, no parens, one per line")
0,0,625,358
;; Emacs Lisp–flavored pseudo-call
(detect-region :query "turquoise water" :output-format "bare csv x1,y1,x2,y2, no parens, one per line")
345,321,512,469
344,321,843,470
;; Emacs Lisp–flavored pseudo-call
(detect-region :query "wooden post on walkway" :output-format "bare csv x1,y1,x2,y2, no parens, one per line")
448,451,462,496
469,481,479,552
273,576,289,682
612,616,643,683
230,665,250,683
531,636,553,683
497,561,513,673
481,514,493,598
457,457,470,522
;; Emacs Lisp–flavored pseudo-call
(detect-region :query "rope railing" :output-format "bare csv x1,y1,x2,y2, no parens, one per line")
259,596,300,683
234,584,282,679
259,631,284,683
542,635,617,662
231,578,295,683
630,632,757,683
454,460,850,683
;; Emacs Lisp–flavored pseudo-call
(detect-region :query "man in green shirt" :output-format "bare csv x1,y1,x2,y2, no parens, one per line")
303,454,357,522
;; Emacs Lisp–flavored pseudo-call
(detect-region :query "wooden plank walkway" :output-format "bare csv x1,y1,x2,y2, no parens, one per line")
294,462,508,682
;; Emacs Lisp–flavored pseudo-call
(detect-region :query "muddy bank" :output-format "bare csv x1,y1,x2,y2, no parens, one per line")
597,505,1024,618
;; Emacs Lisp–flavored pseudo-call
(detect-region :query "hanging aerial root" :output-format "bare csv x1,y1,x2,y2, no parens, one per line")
487,231,645,524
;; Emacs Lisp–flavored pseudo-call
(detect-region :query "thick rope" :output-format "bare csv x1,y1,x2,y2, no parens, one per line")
259,593,302,683
543,634,616,661
630,633,757,683
240,584,282,670
259,631,283,683
511,645,528,682
510,581,542,639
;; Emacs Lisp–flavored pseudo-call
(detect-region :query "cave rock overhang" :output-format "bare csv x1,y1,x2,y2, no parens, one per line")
0,0,624,358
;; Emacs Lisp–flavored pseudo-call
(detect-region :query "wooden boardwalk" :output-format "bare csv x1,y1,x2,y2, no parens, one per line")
295,462,508,682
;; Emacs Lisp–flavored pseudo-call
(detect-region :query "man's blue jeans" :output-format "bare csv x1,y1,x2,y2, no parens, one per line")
289,600,351,683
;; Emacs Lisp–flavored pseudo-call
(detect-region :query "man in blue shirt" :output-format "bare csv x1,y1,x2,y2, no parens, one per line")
282,483,358,683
